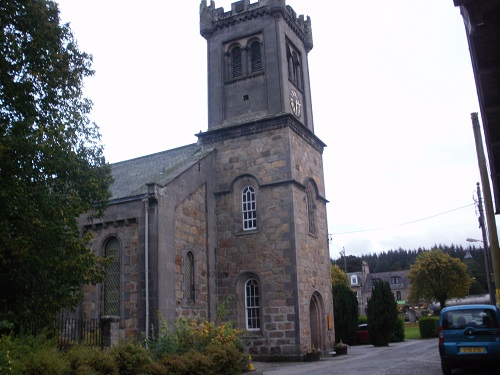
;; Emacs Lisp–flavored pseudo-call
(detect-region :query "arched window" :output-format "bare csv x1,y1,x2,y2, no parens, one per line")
287,43,302,89
305,183,316,235
245,279,260,330
231,46,242,78
104,237,120,316
242,186,257,230
185,252,195,302
250,41,262,73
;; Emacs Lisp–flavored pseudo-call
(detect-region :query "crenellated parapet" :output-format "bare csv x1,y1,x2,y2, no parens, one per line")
199,0,313,50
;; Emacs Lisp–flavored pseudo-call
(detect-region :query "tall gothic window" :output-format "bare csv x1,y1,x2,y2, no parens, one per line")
185,252,195,302
250,40,262,73
306,184,316,235
231,46,243,78
104,237,120,316
242,186,257,230
245,279,260,330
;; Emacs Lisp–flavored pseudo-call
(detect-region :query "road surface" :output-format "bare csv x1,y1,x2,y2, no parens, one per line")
252,339,497,375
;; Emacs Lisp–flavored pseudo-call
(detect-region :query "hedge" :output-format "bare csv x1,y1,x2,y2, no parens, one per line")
418,317,439,338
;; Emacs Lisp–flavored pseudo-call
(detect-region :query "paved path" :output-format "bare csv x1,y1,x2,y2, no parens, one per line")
249,339,497,375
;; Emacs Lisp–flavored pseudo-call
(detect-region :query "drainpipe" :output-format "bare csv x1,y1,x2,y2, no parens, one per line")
143,197,150,343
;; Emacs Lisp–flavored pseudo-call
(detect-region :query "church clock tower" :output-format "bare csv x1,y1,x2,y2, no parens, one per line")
198,0,333,359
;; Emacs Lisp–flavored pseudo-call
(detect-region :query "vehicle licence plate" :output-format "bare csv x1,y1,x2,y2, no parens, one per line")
460,347,485,353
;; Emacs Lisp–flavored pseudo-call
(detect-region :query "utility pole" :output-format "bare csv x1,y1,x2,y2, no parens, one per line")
476,182,496,305
340,247,347,273
471,112,500,306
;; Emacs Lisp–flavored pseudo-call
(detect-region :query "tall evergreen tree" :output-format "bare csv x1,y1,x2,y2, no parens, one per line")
366,280,398,346
332,283,359,345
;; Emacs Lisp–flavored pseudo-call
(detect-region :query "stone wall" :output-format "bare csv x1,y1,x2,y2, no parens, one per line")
210,120,333,358
174,184,209,318
80,206,142,340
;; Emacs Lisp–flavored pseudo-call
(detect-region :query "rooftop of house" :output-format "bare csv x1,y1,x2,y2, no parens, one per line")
361,270,410,294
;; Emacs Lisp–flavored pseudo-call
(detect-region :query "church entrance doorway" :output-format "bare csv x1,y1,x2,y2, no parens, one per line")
309,293,324,350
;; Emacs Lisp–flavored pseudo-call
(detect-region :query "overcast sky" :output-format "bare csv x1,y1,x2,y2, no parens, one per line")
56,0,491,259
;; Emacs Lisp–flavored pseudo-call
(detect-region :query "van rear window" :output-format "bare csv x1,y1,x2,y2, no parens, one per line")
442,308,498,330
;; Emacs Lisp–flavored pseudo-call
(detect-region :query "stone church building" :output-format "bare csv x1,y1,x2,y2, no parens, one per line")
77,0,333,359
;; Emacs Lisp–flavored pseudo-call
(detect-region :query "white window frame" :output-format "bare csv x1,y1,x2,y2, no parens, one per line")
245,278,260,330
242,186,257,230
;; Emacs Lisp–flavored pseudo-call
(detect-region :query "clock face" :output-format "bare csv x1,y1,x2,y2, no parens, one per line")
290,89,301,117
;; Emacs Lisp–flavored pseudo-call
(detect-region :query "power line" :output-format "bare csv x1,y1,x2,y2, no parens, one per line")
331,203,475,235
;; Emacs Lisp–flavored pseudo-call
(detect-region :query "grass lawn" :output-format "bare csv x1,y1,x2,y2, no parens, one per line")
404,322,420,339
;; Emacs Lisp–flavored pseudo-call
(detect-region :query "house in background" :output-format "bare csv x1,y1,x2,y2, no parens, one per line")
347,261,369,315
348,263,420,321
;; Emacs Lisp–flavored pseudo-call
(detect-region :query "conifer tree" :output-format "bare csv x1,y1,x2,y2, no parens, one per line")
332,283,359,345
366,280,398,346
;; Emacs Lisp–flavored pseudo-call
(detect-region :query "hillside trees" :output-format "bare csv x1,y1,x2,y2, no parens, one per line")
366,280,398,346
407,249,474,309
331,245,488,292
0,0,112,330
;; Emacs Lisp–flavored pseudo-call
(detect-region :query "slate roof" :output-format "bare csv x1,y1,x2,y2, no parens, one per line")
109,143,207,202
361,270,410,294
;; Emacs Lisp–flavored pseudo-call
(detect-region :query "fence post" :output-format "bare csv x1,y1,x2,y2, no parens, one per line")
101,315,120,348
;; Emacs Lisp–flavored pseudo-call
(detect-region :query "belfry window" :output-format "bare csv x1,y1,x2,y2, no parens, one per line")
245,279,260,330
250,41,262,73
104,237,120,316
287,43,302,89
225,34,263,81
242,186,257,230
231,46,243,78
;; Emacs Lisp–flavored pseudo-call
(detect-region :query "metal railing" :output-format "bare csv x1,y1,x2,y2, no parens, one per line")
57,316,102,349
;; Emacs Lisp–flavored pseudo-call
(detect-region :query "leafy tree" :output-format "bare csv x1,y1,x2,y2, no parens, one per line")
0,0,112,330
367,280,398,346
407,249,474,309
330,264,348,286
332,283,358,345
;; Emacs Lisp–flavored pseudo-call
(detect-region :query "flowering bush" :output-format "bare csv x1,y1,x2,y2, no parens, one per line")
152,315,243,358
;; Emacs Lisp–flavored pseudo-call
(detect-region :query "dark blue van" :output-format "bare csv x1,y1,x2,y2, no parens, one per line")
438,304,500,374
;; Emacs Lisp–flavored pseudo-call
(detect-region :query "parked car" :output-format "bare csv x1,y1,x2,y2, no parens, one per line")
438,304,500,374
356,323,370,344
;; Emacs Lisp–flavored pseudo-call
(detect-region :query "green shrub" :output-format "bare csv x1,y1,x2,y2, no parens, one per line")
358,316,367,325
205,345,242,375
22,347,69,375
367,280,399,346
143,361,168,375
0,334,22,374
160,351,210,375
1,332,65,374
152,315,242,359
110,340,152,375
66,344,117,374
419,316,439,338
390,316,405,342
332,284,359,345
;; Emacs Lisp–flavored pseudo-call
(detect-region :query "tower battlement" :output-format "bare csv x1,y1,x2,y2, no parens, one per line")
200,0,312,50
